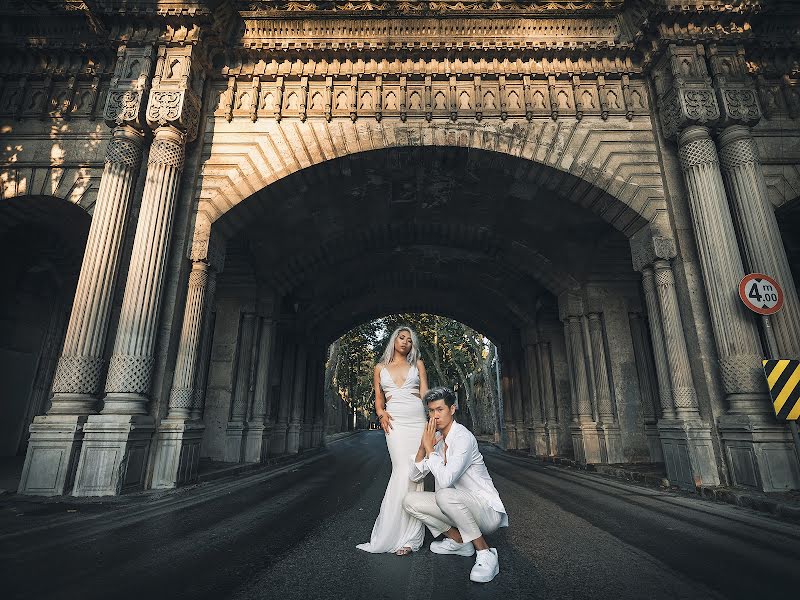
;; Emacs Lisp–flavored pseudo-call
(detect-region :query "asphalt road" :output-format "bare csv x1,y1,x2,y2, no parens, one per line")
1,431,799,600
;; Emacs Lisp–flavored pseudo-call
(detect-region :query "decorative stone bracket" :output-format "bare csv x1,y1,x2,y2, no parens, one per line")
103,45,155,130
653,45,720,140
146,45,205,141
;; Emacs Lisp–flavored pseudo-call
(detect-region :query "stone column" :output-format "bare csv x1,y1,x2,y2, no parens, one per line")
225,312,256,463
287,345,307,454
707,45,800,490
244,317,276,463
718,125,800,357
677,126,767,411
19,46,153,497
632,218,719,487
628,312,663,462
653,260,701,418
560,292,602,464
588,313,622,462
151,238,224,489
49,126,145,414
73,43,203,496
270,341,295,456
538,341,560,456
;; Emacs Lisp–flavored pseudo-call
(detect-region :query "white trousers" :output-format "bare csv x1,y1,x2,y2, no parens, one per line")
402,488,503,544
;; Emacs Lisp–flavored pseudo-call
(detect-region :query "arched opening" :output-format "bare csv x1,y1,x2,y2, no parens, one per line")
777,196,800,294
198,146,657,466
0,196,89,459
324,313,503,439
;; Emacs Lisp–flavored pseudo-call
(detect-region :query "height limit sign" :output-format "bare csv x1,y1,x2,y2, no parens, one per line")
739,273,784,316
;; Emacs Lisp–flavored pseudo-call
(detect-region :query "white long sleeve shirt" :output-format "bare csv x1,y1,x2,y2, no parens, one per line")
409,422,508,526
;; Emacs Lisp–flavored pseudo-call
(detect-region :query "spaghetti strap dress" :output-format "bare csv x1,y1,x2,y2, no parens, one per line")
356,364,427,553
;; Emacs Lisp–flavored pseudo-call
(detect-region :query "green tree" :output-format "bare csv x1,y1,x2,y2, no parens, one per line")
326,313,500,434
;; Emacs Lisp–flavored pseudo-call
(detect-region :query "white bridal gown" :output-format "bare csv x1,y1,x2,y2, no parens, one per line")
357,364,427,553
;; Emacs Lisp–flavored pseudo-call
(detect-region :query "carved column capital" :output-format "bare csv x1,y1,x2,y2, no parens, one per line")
557,291,584,322
653,45,720,141
630,211,678,272
103,45,155,131
145,45,205,141
708,45,762,128
104,125,145,169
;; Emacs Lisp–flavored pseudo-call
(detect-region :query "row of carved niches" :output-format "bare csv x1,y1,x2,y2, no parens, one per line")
0,78,107,120
213,75,649,122
2,74,797,123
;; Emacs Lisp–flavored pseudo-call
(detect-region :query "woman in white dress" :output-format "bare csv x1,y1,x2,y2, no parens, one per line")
357,326,429,556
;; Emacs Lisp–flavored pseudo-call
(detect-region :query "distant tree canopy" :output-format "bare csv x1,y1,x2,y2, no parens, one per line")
325,314,501,434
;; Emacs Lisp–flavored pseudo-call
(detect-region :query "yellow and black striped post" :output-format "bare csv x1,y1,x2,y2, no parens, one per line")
762,359,800,421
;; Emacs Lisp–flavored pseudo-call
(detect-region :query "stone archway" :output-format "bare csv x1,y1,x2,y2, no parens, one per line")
0,195,90,457
195,143,656,471
195,118,666,238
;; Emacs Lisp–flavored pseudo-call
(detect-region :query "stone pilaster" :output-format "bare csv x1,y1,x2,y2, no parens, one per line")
244,317,276,463
560,292,602,464
628,312,663,462
151,236,224,489
588,313,622,463
270,341,296,456
538,341,560,456
19,46,153,497
225,312,256,463
287,345,308,454
523,337,547,457
73,44,204,496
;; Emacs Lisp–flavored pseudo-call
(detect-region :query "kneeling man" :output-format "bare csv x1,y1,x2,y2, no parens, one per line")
403,387,508,583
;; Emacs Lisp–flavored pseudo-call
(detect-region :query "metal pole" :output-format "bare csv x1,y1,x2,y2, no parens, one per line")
761,314,800,468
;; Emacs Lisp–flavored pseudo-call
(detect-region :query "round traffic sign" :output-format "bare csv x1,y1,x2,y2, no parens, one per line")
738,273,784,315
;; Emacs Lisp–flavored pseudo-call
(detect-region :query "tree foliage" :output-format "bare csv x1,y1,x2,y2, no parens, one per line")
326,313,500,434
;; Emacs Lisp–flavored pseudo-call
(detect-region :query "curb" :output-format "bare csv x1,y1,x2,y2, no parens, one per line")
506,449,800,524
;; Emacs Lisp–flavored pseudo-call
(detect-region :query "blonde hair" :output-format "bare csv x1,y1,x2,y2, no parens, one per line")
378,326,420,366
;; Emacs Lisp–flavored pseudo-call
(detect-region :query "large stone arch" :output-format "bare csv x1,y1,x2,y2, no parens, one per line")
0,195,90,457
196,118,666,239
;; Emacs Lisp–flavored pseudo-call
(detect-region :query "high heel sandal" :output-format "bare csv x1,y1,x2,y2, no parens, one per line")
395,546,413,556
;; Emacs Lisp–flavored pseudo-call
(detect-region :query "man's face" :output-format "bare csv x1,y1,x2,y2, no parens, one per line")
426,399,455,431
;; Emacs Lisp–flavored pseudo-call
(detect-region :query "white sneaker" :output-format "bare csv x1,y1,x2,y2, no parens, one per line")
470,548,499,583
430,538,475,556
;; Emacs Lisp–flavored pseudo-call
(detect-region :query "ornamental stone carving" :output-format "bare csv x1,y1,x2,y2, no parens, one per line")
653,45,720,140
103,46,154,130
708,46,762,127
630,211,677,272
146,45,205,141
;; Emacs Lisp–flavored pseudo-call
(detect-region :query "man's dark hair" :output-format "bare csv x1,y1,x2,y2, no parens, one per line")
423,386,456,407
